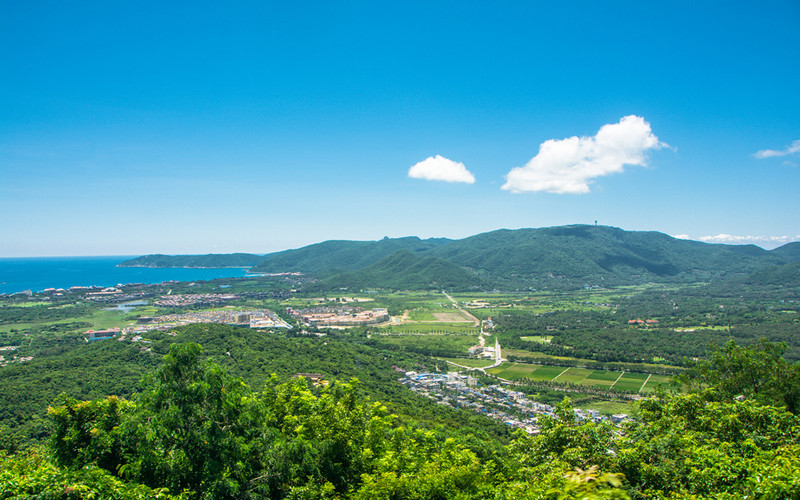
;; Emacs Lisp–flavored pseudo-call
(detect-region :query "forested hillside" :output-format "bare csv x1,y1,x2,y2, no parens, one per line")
0,324,506,450
312,250,486,291
121,225,796,289
251,236,451,274
771,241,800,262
427,225,786,286
2,339,798,499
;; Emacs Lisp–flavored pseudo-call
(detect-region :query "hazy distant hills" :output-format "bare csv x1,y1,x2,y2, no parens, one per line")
119,225,797,289
117,253,263,268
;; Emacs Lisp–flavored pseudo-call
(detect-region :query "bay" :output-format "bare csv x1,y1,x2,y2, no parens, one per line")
0,256,250,295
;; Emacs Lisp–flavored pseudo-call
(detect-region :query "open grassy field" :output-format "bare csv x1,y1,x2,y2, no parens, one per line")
2,301,53,308
407,309,472,322
378,323,479,334
0,307,134,334
439,357,496,369
583,370,622,387
640,374,673,393
503,348,682,374
611,372,649,391
520,336,552,343
488,362,672,393
488,363,566,381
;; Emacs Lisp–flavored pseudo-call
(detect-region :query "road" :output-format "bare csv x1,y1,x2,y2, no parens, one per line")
442,291,481,327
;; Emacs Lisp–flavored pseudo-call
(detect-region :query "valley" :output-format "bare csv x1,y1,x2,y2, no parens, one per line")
2,226,799,498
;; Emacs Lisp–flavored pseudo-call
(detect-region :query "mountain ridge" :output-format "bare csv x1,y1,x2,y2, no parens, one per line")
118,225,795,289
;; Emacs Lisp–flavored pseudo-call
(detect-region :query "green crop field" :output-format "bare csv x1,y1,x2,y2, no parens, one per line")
641,374,673,393
488,363,565,381
612,372,649,392
439,357,496,369
583,370,622,386
487,361,673,392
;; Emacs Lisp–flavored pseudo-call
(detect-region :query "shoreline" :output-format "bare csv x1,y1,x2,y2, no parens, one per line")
116,265,252,270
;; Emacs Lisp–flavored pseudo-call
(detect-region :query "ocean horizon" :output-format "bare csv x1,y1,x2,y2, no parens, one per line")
0,256,250,295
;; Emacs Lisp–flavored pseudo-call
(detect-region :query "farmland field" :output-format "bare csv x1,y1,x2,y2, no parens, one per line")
488,363,565,381
609,372,647,391
439,357,496,369
487,362,672,393
640,374,673,393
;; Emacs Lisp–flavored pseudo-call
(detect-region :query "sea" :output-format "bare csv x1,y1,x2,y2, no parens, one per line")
0,256,251,295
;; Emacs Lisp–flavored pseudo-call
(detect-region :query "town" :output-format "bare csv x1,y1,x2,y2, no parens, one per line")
401,370,628,434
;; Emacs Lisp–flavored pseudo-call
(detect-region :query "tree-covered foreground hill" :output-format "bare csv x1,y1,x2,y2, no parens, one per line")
1,339,799,499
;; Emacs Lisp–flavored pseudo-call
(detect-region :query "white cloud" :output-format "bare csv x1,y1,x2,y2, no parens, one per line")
754,139,800,159
674,233,800,249
408,155,475,184
502,115,666,194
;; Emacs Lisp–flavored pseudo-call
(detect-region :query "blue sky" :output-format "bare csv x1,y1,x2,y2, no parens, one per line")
2,1,799,257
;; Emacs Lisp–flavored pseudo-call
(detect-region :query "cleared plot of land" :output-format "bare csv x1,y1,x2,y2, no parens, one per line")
520,336,552,343
432,312,472,322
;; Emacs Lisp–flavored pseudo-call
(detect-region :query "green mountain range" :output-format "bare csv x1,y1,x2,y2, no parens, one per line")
119,225,796,289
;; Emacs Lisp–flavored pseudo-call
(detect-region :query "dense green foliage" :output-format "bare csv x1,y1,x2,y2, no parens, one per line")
0,340,162,448
679,339,800,414
2,341,799,499
0,324,507,449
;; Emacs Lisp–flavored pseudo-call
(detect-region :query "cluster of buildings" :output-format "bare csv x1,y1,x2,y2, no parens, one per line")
85,289,152,303
400,371,629,433
85,327,122,343
83,309,291,341
0,345,32,367
154,293,239,307
287,306,389,327
627,318,659,326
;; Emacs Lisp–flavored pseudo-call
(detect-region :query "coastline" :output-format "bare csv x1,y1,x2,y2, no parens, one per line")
1,257,251,295
116,265,253,269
